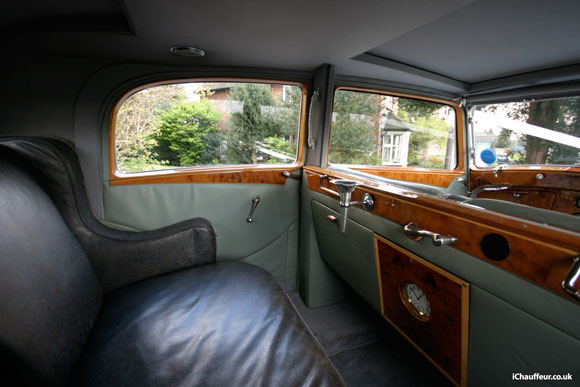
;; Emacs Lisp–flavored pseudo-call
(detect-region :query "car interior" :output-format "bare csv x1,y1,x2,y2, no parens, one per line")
1,1,580,386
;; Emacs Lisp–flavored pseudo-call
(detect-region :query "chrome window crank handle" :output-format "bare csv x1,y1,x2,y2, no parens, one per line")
246,196,261,223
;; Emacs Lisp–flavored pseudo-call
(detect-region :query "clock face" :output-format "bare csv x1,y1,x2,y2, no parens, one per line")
400,281,431,321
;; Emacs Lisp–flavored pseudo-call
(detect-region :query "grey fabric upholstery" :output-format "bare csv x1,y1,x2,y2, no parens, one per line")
0,137,345,387
0,137,216,292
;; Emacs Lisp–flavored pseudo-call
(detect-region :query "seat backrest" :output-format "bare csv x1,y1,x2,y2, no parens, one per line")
0,148,102,386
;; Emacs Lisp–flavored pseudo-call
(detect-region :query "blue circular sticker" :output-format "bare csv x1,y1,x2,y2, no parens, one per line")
480,148,497,165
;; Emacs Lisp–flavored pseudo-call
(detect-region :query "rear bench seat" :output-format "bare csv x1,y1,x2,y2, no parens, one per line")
0,137,344,387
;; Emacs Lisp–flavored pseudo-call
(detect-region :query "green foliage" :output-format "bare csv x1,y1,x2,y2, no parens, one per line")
398,98,440,120
329,90,382,164
329,90,453,168
115,82,302,171
407,131,435,166
263,136,294,163
263,136,294,154
495,129,513,148
115,84,186,172
394,104,452,168
152,99,222,166
538,97,580,165
491,97,580,166
225,84,298,164
118,153,171,173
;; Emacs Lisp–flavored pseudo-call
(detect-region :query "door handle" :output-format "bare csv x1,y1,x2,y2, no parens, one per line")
403,222,458,246
562,257,580,300
246,196,261,223
283,171,301,180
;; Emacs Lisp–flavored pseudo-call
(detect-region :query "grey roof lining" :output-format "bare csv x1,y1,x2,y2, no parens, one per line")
2,0,580,100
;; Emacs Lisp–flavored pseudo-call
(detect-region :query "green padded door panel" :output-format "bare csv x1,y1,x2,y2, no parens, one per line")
309,190,580,340
311,200,381,312
102,179,300,283
469,285,580,386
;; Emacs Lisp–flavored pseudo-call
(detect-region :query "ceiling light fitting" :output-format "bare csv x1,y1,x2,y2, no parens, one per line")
170,46,205,57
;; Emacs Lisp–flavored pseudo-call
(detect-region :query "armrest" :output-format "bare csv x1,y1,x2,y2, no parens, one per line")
0,137,217,293
76,217,216,292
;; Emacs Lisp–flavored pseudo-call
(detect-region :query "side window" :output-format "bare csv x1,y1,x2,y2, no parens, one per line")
472,97,580,167
113,81,304,173
329,89,457,170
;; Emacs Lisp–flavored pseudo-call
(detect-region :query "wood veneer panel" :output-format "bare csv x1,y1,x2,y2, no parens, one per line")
553,189,580,214
478,189,555,209
305,166,580,302
350,167,462,188
471,169,580,191
109,166,301,186
472,168,580,214
375,236,469,386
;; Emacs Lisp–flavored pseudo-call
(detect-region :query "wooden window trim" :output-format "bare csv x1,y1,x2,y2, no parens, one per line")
109,78,309,186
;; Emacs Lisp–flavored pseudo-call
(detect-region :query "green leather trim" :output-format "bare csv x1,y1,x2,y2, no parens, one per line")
102,180,300,281
310,190,580,340
298,174,355,308
469,285,580,386
241,222,299,283
241,228,287,281
311,201,381,313
446,175,469,196
466,198,580,232
99,219,141,232
285,222,299,283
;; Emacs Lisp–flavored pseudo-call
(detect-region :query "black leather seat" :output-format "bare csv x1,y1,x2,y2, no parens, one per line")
0,137,344,387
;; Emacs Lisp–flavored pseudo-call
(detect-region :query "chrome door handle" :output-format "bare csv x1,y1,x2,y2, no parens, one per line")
283,171,301,180
562,257,580,300
403,222,458,246
246,196,260,223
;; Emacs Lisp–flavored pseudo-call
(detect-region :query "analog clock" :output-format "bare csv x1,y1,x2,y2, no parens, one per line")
400,280,431,321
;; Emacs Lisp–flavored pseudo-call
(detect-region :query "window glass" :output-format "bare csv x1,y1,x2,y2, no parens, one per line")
472,97,580,167
114,82,303,173
329,90,457,169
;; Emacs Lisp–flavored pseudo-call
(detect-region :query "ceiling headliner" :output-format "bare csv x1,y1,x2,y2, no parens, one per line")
2,0,579,94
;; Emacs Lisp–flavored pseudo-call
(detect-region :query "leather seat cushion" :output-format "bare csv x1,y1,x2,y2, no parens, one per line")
73,261,344,387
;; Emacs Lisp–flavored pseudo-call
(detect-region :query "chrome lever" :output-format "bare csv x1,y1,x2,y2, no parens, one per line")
403,222,458,246
246,196,261,223
283,171,301,180
330,179,375,233
562,257,580,300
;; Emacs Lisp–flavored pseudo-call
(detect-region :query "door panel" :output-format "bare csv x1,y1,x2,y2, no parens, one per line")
102,178,300,284
308,176,580,339
469,286,580,386
311,201,380,312
304,168,580,385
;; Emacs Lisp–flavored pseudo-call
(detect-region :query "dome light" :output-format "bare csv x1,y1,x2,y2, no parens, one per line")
169,46,205,57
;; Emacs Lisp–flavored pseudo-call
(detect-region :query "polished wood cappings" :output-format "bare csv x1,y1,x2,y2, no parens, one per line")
109,165,302,186
306,166,580,302
375,236,469,386
471,168,580,215
351,166,463,188
477,188,555,209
